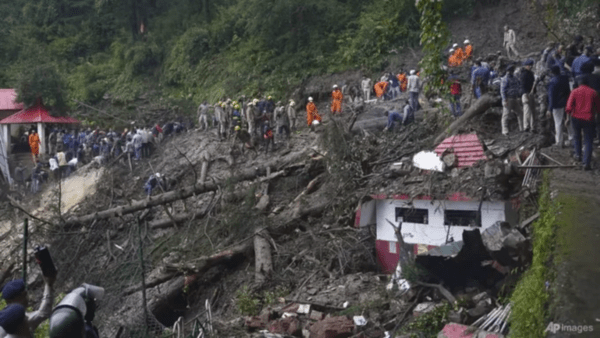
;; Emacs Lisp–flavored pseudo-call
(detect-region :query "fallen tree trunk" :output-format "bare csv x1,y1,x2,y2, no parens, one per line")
148,209,208,229
64,151,307,226
123,241,254,296
254,229,273,283
434,94,499,145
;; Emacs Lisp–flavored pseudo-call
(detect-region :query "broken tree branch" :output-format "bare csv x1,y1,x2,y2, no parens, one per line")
415,281,457,304
434,94,499,145
64,151,307,226
7,196,56,228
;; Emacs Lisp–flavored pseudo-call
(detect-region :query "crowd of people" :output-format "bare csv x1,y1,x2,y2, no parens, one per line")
13,26,600,199
14,120,190,195
444,29,600,171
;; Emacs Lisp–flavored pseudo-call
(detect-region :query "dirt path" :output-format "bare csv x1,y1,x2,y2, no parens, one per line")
545,146,600,338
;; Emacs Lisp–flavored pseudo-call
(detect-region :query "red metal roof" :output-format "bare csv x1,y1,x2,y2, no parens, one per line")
0,105,80,124
434,133,486,168
0,89,23,111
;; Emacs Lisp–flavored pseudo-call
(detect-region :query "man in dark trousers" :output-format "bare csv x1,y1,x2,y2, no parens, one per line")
565,75,600,170
547,65,571,147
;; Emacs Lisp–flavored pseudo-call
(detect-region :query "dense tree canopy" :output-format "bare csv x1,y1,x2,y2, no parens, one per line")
0,0,496,109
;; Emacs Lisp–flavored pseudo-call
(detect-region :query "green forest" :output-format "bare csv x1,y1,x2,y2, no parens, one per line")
0,0,485,113
6,0,595,118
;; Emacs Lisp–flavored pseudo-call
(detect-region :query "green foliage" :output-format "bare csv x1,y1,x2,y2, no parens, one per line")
401,261,430,284
16,64,69,115
401,301,453,337
236,285,260,316
509,172,557,338
262,286,288,307
335,0,420,70
416,0,451,96
0,0,479,111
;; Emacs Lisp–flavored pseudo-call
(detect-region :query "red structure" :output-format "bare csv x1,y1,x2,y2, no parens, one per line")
434,133,486,168
0,89,24,121
0,104,80,155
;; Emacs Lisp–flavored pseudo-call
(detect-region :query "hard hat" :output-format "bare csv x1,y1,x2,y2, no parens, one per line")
268,95,272,100
410,70,416,75
234,104,240,109
464,39,470,44
290,100,295,106
452,43,458,48
155,173,161,178
235,126,241,131
312,120,320,126
333,84,338,89
308,97,313,102
253,98,259,104
449,48,455,53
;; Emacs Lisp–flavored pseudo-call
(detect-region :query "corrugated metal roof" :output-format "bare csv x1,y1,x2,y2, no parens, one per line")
434,133,486,168
0,89,23,111
0,105,80,124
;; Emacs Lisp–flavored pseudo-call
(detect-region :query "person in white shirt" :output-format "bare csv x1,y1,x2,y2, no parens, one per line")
0,276,55,338
361,76,373,102
407,70,421,111
132,130,143,160
503,25,519,59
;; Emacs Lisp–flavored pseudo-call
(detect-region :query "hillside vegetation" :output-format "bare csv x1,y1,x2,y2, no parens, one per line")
0,0,481,112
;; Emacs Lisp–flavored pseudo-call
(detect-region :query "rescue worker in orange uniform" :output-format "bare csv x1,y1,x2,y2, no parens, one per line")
448,48,460,67
464,39,473,60
28,129,40,164
331,84,343,115
453,43,465,65
374,79,389,99
306,97,321,130
397,72,408,92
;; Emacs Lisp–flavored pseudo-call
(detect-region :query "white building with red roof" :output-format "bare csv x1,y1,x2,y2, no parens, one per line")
355,133,519,274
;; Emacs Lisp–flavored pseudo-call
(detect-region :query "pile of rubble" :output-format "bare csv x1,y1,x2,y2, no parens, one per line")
377,131,549,201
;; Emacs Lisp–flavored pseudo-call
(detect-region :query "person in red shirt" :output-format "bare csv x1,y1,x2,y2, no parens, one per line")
449,75,462,117
565,76,600,170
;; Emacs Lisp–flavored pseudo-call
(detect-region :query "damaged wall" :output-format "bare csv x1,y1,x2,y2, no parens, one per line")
358,197,518,273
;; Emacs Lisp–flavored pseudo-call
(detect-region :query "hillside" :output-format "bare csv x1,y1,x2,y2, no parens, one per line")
1,1,600,338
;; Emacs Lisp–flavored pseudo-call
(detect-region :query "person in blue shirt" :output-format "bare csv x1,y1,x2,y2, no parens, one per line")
402,100,414,125
471,60,490,99
383,110,403,132
571,46,593,79
547,65,571,147
501,65,523,135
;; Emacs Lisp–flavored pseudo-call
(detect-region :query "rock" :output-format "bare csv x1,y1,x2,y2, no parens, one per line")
442,153,458,168
255,194,270,211
268,317,301,336
447,308,466,324
467,300,493,320
471,291,490,304
306,288,319,295
413,302,442,317
310,310,325,321
309,316,355,338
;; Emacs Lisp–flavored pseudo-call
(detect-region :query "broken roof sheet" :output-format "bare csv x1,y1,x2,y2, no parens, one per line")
435,133,486,168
